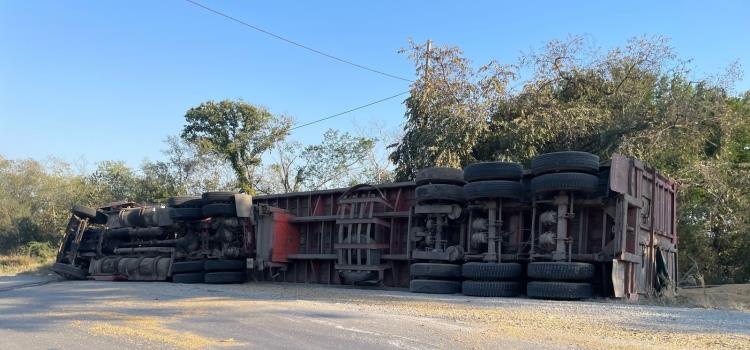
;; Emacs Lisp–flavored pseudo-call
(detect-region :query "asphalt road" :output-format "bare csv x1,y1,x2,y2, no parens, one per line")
0,275,748,350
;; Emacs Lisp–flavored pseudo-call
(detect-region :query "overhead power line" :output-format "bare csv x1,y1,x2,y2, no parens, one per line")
290,91,409,131
184,0,413,82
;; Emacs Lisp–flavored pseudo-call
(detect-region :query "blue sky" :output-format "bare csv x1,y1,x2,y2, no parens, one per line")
1,0,749,169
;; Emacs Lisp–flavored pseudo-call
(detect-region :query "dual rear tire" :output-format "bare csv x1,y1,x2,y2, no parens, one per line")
525,262,595,300
409,263,461,294
458,162,525,298
172,260,205,284
409,279,462,294
529,151,601,194
461,162,524,201
173,272,245,284
171,259,247,284
526,281,593,300
409,262,595,299
462,280,520,297
461,262,521,297
526,152,599,300
167,191,240,221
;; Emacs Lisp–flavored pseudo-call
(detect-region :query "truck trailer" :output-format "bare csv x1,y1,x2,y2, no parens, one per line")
53,151,678,300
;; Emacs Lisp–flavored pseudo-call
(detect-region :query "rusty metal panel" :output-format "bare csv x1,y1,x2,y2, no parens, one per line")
609,153,632,195
270,209,299,263
608,153,678,296
254,183,416,287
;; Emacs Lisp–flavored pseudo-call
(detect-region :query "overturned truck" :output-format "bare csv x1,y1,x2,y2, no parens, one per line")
53,152,678,300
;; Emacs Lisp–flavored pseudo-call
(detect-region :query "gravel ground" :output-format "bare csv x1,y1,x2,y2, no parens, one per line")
0,276,748,350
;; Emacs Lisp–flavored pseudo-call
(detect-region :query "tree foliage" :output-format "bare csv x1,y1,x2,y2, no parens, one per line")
390,40,497,179
0,156,94,253
258,129,376,193
162,135,236,194
181,99,291,194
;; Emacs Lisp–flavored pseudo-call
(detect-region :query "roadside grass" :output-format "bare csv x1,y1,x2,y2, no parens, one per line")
0,241,57,276
0,254,54,276
676,285,750,312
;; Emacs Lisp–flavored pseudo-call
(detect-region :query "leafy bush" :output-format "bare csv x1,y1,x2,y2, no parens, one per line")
20,241,56,260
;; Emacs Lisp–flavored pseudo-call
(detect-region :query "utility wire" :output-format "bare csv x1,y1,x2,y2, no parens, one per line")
184,0,413,82
290,90,409,131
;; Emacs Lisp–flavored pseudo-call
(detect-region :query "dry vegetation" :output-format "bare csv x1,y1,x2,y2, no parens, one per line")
0,254,54,276
677,285,750,312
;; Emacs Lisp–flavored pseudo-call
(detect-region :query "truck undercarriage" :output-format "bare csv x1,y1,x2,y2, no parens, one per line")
54,193,254,283
53,152,678,300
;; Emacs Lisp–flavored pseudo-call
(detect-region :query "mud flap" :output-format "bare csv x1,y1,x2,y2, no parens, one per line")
655,249,673,296
611,259,625,298
234,193,254,220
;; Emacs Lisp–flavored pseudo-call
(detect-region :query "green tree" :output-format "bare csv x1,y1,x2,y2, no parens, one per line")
354,121,399,185
136,160,178,203
162,135,235,194
259,129,375,193
181,99,291,194
390,40,503,180
88,161,138,202
0,156,95,253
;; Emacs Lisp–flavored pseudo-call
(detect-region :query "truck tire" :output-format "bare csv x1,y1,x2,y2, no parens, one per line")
72,205,97,221
204,259,246,272
202,191,237,203
462,262,521,280
202,203,237,217
527,262,595,281
462,280,520,297
531,151,599,175
530,172,599,194
172,260,205,274
526,281,593,300
410,263,462,279
204,271,246,284
52,263,88,280
415,184,464,204
463,180,523,200
463,162,523,182
409,279,461,294
167,196,202,208
170,207,204,220
172,272,204,284
415,167,465,186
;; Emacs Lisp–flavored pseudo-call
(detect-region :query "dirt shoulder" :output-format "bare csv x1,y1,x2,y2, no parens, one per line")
677,284,750,312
